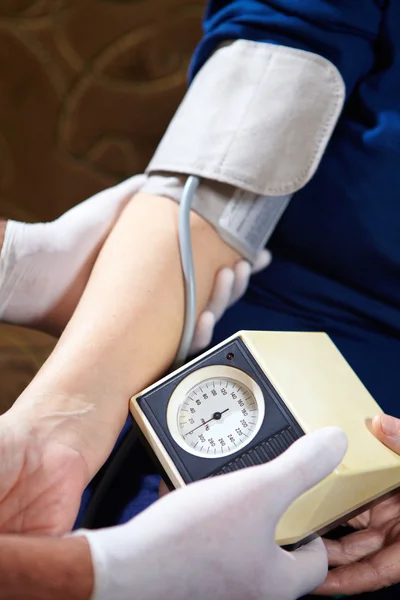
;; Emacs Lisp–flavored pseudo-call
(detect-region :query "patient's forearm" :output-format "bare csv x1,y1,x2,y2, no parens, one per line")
12,194,240,476
0,535,93,600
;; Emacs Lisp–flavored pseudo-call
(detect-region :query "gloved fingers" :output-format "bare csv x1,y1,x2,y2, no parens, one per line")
189,311,215,356
228,250,273,308
207,268,235,321
89,173,147,204
56,174,147,227
264,427,348,523
227,260,252,308
283,537,328,598
189,262,245,356
113,173,147,197
252,249,272,274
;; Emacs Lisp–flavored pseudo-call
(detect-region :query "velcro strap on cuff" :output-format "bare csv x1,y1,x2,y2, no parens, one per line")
141,174,291,262
146,40,345,196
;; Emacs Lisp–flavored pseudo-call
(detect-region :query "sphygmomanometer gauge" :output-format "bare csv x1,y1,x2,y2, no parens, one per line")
167,366,265,459
131,331,400,549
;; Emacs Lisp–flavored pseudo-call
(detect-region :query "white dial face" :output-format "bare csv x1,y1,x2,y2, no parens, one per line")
167,367,265,459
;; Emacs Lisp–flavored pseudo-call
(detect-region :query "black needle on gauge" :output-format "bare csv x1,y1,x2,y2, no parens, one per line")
185,409,229,437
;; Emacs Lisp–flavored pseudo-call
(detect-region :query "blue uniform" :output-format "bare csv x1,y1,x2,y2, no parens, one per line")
193,0,400,416
79,4,400,595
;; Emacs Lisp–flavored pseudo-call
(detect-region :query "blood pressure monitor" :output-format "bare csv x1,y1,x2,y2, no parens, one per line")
166,366,266,458
130,331,400,548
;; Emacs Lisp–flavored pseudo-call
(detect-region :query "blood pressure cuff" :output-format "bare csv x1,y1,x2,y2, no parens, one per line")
142,40,345,262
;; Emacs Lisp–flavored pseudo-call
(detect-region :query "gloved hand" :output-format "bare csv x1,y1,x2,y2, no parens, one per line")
0,175,271,350
0,175,147,333
190,249,271,354
77,427,347,600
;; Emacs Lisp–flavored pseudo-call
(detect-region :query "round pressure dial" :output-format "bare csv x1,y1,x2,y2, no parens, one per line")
166,366,265,458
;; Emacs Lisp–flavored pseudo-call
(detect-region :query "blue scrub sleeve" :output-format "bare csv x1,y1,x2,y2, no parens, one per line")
190,0,384,94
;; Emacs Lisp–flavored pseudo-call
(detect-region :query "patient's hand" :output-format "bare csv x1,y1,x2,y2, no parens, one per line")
316,414,400,595
0,411,89,535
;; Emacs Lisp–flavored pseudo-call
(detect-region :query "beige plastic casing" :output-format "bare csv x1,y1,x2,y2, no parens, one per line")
130,331,400,546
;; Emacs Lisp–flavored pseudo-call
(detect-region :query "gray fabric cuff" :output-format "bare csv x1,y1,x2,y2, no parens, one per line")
146,40,345,196
141,40,345,261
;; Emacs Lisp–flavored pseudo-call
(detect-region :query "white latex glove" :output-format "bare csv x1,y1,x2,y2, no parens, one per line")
77,427,347,600
0,175,147,327
190,249,271,355
0,176,271,350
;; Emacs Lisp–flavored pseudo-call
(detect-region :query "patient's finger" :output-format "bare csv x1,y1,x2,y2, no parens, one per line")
372,414,400,454
324,529,384,567
158,480,170,499
316,543,400,596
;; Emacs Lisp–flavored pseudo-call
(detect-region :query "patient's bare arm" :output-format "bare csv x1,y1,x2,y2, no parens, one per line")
0,535,93,600
9,192,240,480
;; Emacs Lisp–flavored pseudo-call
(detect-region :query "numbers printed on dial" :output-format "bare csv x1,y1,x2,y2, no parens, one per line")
177,377,259,457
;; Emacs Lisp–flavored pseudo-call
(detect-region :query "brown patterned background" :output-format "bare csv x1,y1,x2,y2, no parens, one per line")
0,0,203,413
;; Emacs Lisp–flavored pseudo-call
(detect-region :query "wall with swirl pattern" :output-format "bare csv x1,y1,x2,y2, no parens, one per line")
0,0,203,414
0,0,203,221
